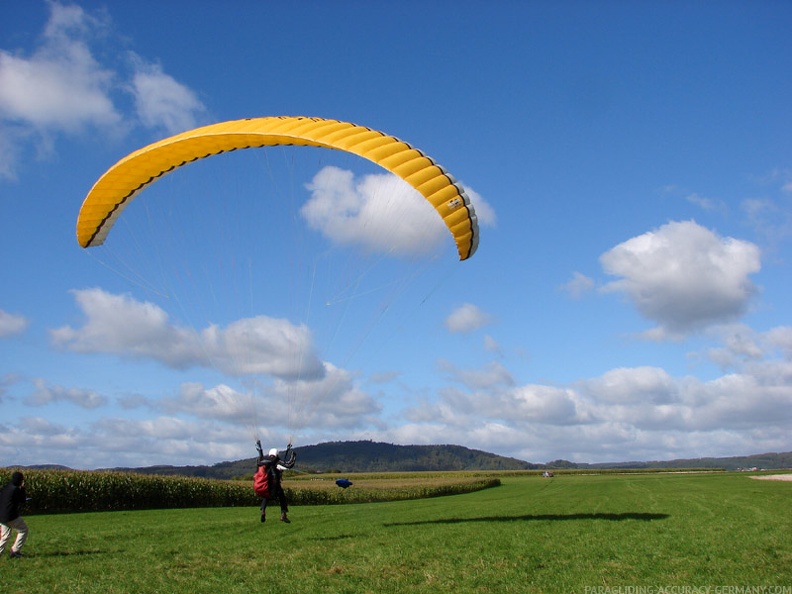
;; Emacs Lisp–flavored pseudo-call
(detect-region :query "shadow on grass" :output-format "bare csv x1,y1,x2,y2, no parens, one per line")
311,534,357,542
384,512,669,527
28,549,107,557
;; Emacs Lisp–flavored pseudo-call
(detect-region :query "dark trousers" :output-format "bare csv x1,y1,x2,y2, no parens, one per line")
260,485,288,514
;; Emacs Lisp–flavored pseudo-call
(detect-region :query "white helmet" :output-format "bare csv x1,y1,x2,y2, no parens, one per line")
268,448,279,457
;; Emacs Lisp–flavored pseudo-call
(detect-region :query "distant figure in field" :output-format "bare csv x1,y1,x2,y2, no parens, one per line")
255,441,296,523
0,471,29,559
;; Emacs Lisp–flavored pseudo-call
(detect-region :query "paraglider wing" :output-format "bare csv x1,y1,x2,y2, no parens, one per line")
76,116,479,260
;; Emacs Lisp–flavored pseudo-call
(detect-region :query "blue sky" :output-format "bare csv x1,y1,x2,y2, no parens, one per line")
1,1,791,469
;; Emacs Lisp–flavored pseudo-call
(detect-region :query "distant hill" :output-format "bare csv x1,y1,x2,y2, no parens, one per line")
583,451,792,471
19,443,790,477
293,440,540,473
105,441,541,479
16,464,72,471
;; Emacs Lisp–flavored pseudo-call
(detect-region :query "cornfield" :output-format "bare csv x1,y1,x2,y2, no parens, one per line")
0,468,500,514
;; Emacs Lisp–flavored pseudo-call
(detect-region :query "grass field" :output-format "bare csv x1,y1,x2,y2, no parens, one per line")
2,472,790,593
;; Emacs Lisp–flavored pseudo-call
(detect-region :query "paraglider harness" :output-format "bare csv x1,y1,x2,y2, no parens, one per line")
253,464,271,499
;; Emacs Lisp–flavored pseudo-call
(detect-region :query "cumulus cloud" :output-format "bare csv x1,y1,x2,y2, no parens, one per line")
582,367,678,405
159,382,258,423
50,288,324,380
301,166,495,257
148,369,380,432
0,2,120,133
129,55,206,134
600,221,761,338
302,166,448,256
5,322,792,467
25,378,107,409
444,303,493,333
705,326,764,369
439,359,514,390
0,414,256,469
268,363,382,430
394,346,791,464
384,320,792,464
405,382,582,429
705,325,792,373
0,1,205,179
0,310,28,337
765,326,792,356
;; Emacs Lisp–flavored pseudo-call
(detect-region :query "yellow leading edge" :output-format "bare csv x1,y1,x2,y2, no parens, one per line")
77,116,479,260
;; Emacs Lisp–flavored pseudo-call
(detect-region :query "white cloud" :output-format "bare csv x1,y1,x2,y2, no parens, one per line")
207,315,324,380
5,321,792,467
268,363,382,430
0,2,120,142
483,335,502,355
0,415,256,469
741,197,792,247
158,382,257,423
386,322,792,464
685,192,727,214
705,325,792,375
765,326,792,356
302,166,448,256
14,285,792,470
301,167,495,258
561,271,595,298
0,374,21,403
148,368,380,432
25,378,107,409
50,288,324,380
600,221,761,338
439,359,514,390
581,367,678,405
0,310,28,337
463,185,497,228
705,325,765,369
0,1,205,179
405,381,582,429
129,55,206,134
444,303,493,333
510,385,581,424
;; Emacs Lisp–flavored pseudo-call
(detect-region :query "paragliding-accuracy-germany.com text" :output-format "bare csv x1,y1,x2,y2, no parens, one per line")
584,587,791,594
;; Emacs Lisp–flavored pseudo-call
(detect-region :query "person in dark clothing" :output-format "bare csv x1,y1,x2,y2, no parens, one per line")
255,440,296,523
0,471,29,558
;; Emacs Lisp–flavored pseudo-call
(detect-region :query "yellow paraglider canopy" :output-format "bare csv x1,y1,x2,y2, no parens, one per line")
77,116,479,260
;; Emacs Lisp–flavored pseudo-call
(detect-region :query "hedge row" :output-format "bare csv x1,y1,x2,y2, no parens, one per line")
0,468,500,515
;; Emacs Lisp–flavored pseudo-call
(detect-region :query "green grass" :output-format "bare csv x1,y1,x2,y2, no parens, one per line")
2,473,790,593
